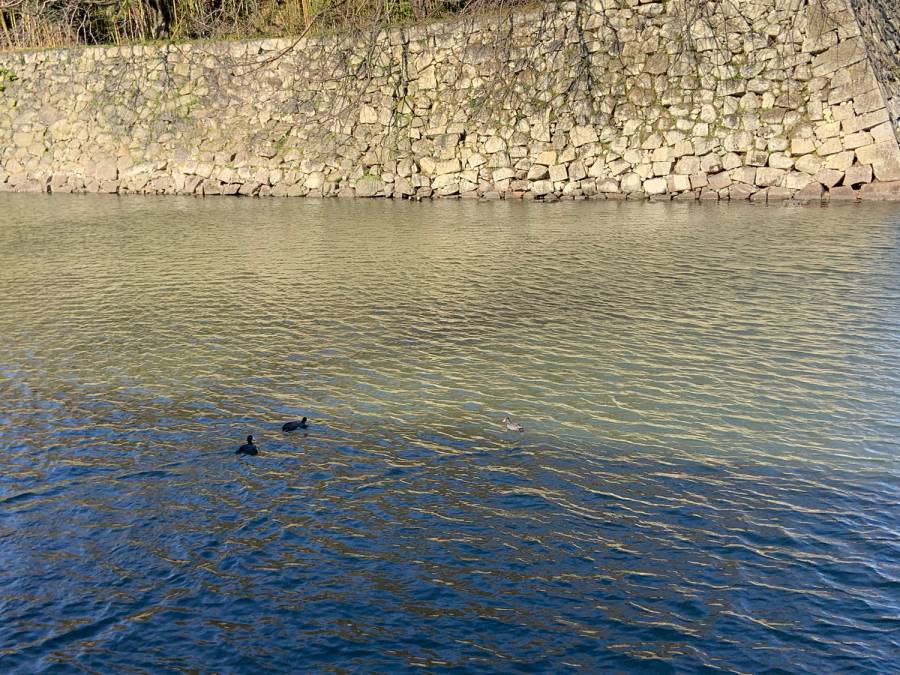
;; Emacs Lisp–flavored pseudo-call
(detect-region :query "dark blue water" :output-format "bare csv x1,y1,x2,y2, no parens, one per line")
1,195,898,672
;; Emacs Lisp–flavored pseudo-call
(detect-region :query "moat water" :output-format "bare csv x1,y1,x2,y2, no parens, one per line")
1,195,898,672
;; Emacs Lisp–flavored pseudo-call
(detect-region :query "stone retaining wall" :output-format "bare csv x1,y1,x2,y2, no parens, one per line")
1,0,899,202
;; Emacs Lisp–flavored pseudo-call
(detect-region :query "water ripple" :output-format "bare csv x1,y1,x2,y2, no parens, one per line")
0,195,899,672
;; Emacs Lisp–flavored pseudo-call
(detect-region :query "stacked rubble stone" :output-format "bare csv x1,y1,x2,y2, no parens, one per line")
1,0,899,202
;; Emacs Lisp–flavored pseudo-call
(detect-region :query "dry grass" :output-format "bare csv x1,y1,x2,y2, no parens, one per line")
0,0,528,50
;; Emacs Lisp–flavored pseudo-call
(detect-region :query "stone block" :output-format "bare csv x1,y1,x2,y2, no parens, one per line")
854,89,885,115
843,131,872,150
698,188,719,201
724,131,753,152
527,164,549,180
419,157,437,176
700,153,722,173
855,141,900,181
536,150,557,166
728,184,756,200
669,175,691,192
621,173,642,192
755,167,786,187
597,179,620,193
747,150,769,167
856,109,890,132
825,151,855,172
843,164,872,186
435,158,461,175
549,164,568,182
814,121,841,140
641,133,663,150
644,177,668,195
795,182,825,201
870,122,897,143
94,160,118,182
814,168,844,187
492,168,515,182
785,172,815,190
653,161,673,176
859,181,900,200
791,138,817,154
432,174,459,190
811,38,865,77
356,175,385,197
651,147,672,163
768,137,789,152
828,186,857,201
359,105,378,124
690,173,708,189
816,138,843,156
708,172,732,190
530,180,553,196
570,126,599,147
730,166,757,184
795,154,823,174
674,141,694,158
305,171,325,189
767,187,793,201
569,160,587,181
436,182,460,197
768,152,794,170
484,137,505,154
722,152,743,170
674,156,700,175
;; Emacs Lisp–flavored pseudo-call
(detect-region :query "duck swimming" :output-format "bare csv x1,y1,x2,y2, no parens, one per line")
281,417,308,432
503,416,525,432
236,435,258,455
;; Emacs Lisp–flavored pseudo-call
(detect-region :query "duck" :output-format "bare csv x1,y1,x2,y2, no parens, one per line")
281,417,308,432
502,416,525,432
236,434,259,455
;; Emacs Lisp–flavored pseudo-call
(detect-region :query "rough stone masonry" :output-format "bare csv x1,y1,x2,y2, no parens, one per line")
1,0,899,202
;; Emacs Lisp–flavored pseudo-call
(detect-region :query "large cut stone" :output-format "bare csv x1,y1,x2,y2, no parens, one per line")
796,182,825,201
844,164,873,185
643,177,668,195
767,187,793,201
356,175,385,197
860,181,900,200
527,164,549,180
675,156,701,175
435,158,461,175
814,168,844,187
855,142,900,181
825,151,855,171
569,126,599,147
621,173,642,192
708,172,732,190
728,183,756,200
549,164,568,182
828,186,857,201
755,167,786,187
795,154,823,174
769,153,794,170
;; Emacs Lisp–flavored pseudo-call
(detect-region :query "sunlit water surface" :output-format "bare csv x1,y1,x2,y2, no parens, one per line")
1,195,898,673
